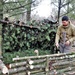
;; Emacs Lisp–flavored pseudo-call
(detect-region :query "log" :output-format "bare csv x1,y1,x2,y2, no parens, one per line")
28,64,45,70
0,20,40,29
30,72,45,75
28,70,45,75
9,66,27,74
53,59,75,67
49,54,75,61
9,61,27,68
0,59,9,74
49,67,75,75
13,53,72,61
9,65,45,74
27,58,46,65
65,70,75,75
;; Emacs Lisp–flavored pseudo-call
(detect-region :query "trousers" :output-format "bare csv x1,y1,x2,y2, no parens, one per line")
59,43,71,53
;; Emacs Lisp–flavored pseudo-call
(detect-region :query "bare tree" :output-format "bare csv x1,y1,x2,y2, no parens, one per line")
51,0,75,20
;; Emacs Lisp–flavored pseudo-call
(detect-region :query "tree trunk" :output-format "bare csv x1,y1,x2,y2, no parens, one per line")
26,0,32,22
58,0,61,23
0,0,3,19
0,0,3,56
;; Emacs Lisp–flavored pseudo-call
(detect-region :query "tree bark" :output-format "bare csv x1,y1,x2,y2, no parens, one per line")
58,0,61,23
0,0,3,56
26,0,32,22
0,59,9,74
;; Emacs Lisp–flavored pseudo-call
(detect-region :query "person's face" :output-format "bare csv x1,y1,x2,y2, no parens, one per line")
62,21,69,26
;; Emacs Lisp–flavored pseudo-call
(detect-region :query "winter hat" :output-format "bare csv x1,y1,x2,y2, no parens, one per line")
62,16,69,21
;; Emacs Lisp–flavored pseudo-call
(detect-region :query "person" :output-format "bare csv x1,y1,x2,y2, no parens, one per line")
55,16,75,53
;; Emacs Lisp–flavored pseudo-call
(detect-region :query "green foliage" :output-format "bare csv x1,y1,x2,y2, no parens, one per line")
2,21,56,53
2,20,57,64
3,49,50,64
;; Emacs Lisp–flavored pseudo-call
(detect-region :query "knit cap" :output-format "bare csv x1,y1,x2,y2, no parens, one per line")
62,16,69,21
